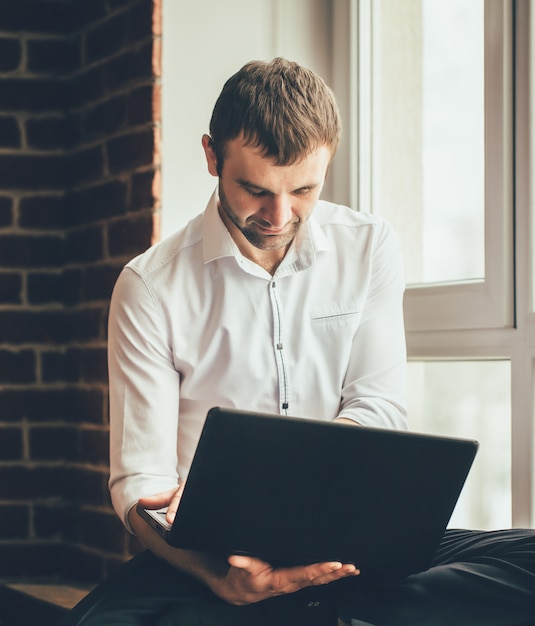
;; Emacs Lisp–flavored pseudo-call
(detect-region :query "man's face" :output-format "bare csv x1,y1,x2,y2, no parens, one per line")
203,135,332,258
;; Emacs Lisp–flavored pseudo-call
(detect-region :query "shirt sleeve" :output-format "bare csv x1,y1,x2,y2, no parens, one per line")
338,219,408,430
108,267,180,532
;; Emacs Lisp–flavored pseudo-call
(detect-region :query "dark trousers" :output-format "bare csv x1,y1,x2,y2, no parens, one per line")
58,529,535,626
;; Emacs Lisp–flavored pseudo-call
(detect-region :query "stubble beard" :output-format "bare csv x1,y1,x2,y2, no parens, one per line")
218,184,300,251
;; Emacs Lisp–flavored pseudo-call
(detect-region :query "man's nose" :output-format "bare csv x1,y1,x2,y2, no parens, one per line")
263,195,293,228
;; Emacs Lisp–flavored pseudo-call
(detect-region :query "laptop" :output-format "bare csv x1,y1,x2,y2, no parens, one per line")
138,407,478,582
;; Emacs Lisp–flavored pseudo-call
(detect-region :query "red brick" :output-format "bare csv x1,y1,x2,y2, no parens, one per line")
65,306,106,343
66,179,127,226
86,11,128,64
0,3,73,35
84,94,127,139
0,154,66,190
0,196,13,226
0,0,160,577
107,211,153,257
126,84,154,125
0,349,36,384
107,0,141,9
152,0,161,37
103,40,153,92
41,349,79,383
29,425,78,461
33,502,76,539
64,109,83,146
153,82,161,121
19,194,66,230
127,0,153,43
0,466,65,499
130,169,157,211
0,310,66,343
0,115,21,148
0,427,23,460
25,115,66,150
69,0,109,31
0,389,65,421
0,504,30,539
80,262,123,302
0,387,104,422
74,347,108,383
107,128,154,174
41,347,107,384
63,467,109,505
0,272,23,303
67,146,104,187
27,36,80,74
152,36,161,78
0,37,22,72
27,270,64,304
61,267,82,305
65,225,104,263
0,234,64,268
68,65,106,109
0,78,67,113
79,427,109,465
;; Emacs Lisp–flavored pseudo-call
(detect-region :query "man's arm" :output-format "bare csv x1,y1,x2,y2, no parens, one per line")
338,220,407,430
108,267,182,530
130,489,360,606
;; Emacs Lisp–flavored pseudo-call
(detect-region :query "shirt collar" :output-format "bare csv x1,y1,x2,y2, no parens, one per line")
202,188,332,273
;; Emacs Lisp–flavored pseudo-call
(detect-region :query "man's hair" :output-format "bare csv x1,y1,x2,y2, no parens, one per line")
208,57,342,173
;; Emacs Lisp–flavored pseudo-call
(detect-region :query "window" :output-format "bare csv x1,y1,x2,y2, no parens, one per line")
334,0,535,528
372,0,485,286
407,361,511,529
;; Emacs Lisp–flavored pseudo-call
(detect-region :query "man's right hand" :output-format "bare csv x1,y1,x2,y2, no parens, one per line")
131,489,360,606
208,554,360,606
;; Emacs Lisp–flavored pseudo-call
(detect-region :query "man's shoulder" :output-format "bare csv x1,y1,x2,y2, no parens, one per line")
126,213,204,278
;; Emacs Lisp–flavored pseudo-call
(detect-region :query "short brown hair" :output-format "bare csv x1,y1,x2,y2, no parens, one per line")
209,57,342,173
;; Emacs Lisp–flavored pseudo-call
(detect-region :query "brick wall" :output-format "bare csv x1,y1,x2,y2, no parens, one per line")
0,0,160,584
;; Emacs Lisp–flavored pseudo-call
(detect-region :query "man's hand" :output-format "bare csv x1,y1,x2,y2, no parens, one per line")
137,483,184,525
334,417,360,426
134,487,360,606
209,554,360,606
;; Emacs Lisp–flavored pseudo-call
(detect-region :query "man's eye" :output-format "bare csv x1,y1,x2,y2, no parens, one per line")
294,188,311,196
246,188,266,197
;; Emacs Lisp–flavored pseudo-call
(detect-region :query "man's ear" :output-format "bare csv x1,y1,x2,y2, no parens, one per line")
202,134,219,177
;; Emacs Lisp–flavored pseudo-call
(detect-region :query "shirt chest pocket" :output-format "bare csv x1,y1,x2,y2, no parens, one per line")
310,307,362,328
306,307,362,375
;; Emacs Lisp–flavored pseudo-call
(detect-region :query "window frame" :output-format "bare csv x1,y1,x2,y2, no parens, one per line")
333,0,534,527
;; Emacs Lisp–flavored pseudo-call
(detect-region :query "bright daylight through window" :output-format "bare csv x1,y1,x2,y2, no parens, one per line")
407,361,511,530
358,0,518,530
369,0,485,286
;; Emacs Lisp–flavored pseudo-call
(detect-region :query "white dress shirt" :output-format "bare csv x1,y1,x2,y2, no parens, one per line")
108,192,408,529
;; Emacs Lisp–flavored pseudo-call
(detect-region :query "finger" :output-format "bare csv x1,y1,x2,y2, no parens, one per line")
283,561,344,581
273,562,358,593
138,487,178,509
166,483,185,523
308,563,360,586
227,555,273,575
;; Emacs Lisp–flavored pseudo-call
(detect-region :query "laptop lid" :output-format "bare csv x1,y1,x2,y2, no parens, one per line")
142,407,478,583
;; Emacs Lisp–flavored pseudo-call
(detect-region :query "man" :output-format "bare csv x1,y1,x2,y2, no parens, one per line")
62,58,535,625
